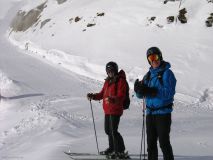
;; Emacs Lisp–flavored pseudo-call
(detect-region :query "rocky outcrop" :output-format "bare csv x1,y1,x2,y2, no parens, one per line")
178,8,187,23
167,16,175,23
56,0,67,5
163,0,175,4
40,19,51,29
10,2,47,32
206,13,213,27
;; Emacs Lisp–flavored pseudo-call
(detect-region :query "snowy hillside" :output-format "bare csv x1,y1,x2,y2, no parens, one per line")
0,0,213,160
8,0,213,104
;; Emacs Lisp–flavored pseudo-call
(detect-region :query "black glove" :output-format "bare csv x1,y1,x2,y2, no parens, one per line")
134,79,157,97
142,86,158,97
87,93,95,100
134,79,142,93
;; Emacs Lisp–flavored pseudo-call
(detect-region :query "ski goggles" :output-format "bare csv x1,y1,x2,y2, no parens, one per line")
148,54,160,62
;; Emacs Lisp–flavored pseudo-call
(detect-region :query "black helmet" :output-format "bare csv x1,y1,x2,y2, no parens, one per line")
146,47,163,62
106,61,118,73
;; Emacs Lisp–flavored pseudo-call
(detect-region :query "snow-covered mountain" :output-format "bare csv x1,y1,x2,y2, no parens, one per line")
9,0,213,102
0,0,213,160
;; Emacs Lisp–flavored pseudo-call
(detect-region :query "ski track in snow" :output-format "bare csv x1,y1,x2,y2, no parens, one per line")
0,94,90,140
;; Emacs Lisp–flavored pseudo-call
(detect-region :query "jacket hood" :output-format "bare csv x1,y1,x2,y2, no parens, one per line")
118,69,126,79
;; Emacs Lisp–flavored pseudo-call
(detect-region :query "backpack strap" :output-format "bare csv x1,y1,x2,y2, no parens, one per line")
157,62,167,86
142,70,165,86
157,70,164,86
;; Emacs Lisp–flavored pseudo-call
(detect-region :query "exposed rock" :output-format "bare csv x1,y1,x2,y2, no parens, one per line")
40,19,51,29
167,16,175,23
87,23,96,27
164,0,168,4
164,0,175,4
69,18,73,23
178,8,187,23
156,24,163,28
56,0,67,5
206,20,212,27
179,8,187,15
207,16,213,21
75,16,81,22
147,17,156,24
97,12,105,16
206,14,213,27
10,2,47,32
178,15,187,23
150,17,156,21
37,2,47,10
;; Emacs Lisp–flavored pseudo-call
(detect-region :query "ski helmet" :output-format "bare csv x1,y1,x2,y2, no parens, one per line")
106,61,118,73
146,47,163,64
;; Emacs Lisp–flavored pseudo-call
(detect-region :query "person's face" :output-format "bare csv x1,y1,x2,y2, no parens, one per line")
106,69,115,78
148,54,161,69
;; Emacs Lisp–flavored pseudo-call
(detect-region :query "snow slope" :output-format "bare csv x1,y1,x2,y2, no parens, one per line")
0,0,213,160
9,0,213,102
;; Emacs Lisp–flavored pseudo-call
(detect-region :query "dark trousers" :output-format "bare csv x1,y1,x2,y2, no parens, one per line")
104,115,125,153
146,114,174,160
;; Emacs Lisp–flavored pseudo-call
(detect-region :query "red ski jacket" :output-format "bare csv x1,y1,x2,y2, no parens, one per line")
93,70,127,115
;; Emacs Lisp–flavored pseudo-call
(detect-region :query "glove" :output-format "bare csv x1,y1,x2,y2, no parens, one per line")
143,86,158,97
138,85,158,97
134,79,157,97
87,93,95,100
134,79,142,93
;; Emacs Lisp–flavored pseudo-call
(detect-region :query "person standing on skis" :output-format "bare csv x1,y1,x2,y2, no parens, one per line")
87,61,127,159
134,47,176,160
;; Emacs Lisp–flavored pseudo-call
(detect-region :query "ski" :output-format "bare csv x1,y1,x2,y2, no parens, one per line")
66,156,141,160
64,151,97,156
64,151,146,157
64,151,146,160
64,152,108,160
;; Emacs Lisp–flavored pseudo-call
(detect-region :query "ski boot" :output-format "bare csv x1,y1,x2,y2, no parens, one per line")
100,148,113,155
106,151,131,159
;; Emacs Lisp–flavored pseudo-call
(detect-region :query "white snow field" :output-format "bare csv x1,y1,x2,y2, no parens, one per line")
0,0,213,160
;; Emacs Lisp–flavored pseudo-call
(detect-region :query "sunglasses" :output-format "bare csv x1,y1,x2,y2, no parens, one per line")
148,54,160,62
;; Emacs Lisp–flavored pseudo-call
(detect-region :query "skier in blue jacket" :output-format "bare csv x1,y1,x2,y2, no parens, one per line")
134,47,176,160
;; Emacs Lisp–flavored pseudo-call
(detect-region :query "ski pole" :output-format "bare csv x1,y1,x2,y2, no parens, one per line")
143,97,146,160
89,100,100,154
140,97,147,160
0,88,1,103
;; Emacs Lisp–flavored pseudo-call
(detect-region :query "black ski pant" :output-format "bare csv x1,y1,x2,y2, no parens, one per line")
146,113,174,160
104,114,125,153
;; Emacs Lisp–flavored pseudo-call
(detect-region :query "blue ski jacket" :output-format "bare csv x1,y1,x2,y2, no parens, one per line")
136,61,176,115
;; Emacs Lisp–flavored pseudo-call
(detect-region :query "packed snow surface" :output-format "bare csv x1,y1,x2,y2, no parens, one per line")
0,0,213,160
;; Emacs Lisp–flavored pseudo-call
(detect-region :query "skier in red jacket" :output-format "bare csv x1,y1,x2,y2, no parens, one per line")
87,61,127,159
